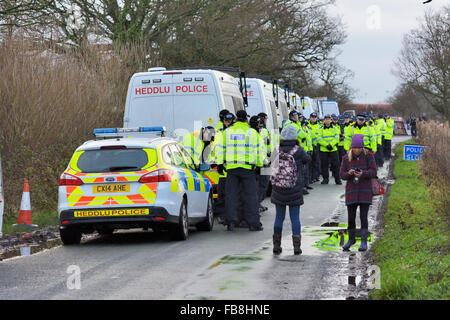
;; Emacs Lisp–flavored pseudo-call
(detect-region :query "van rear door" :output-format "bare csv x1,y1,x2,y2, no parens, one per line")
125,73,174,130
172,73,220,132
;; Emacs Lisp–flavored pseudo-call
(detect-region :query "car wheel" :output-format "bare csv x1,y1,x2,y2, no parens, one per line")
60,228,82,245
170,198,188,241
197,193,214,232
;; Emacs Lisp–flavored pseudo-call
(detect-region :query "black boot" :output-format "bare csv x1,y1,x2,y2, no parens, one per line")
321,179,329,185
293,235,302,255
343,229,356,251
273,234,282,255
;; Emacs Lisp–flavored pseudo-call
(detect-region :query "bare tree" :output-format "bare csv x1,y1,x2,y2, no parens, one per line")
393,6,450,121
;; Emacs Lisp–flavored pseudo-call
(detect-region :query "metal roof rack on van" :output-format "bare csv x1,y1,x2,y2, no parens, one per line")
246,74,273,82
172,66,240,75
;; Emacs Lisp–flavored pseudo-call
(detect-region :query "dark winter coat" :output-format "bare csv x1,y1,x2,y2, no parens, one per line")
339,151,377,205
271,140,311,206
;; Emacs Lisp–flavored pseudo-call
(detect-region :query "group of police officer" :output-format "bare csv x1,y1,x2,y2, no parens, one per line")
182,108,395,232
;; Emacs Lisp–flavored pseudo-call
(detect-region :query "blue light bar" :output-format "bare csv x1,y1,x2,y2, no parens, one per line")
140,126,165,132
93,128,117,134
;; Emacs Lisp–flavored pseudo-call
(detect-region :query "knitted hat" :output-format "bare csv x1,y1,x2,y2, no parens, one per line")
280,125,298,141
351,134,364,148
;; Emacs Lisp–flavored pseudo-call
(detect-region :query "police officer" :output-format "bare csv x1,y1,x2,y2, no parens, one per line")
337,115,347,166
317,114,342,185
344,114,377,153
383,113,394,160
374,114,386,167
257,112,272,211
216,110,264,231
307,112,321,183
182,126,215,165
216,109,230,132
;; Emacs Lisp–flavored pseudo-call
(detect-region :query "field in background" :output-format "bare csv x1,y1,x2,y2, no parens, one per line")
0,36,149,220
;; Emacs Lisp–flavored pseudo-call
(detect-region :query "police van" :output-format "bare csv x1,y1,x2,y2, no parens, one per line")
123,67,244,138
242,78,280,132
300,96,321,118
270,83,289,128
319,100,340,117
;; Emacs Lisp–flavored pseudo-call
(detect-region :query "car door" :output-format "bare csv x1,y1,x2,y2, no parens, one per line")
167,144,202,218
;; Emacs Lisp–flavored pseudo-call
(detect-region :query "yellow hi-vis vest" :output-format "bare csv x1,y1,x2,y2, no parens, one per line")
317,124,339,152
384,118,394,140
215,121,265,170
307,120,321,146
344,124,377,152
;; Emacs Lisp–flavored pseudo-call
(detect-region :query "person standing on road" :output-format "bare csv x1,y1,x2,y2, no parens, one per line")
215,110,265,232
271,125,311,255
317,114,342,185
307,112,321,183
257,113,272,212
339,134,377,252
383,113,394,160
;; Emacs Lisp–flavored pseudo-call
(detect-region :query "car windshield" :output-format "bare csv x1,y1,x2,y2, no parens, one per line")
75,148,154,173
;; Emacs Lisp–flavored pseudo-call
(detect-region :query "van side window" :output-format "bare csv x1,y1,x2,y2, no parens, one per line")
269,101,279,129
169,144,187,168
232,96,243,113
223,95,234,112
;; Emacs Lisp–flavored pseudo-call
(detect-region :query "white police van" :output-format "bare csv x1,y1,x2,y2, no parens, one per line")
242,78,280,132
300,96,321,118
319,100,340,117
123,67,244,138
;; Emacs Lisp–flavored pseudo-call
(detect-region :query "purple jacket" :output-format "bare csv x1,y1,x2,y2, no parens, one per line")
339,152,377,205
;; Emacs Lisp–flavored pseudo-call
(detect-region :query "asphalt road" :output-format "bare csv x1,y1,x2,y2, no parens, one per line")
0,136,409,300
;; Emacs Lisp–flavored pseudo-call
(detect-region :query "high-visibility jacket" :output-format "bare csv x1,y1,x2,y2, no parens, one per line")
344,124,377,152
182,130,210,165
374,119,385,145
215,121,225,132
304,125,313,152
384,118,394,140
283,119,298,128
307,120,321,146
215,121,264,170
317,124,339,152
259,126,271,156
334,123,344,147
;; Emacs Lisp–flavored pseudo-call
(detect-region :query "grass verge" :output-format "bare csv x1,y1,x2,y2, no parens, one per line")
370,140,450,299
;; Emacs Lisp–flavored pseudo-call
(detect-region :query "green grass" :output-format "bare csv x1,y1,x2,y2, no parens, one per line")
1,210,59,236
370,140,450,300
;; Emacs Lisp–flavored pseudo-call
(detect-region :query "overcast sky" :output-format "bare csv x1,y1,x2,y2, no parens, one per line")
327,0,447,103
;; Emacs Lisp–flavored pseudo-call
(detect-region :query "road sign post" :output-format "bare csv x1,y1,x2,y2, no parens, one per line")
403,144,425,161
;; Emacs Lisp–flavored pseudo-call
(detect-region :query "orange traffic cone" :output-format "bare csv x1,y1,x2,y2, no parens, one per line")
13,180,38,228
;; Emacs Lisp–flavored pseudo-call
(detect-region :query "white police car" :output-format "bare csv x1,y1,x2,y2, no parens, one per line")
58,127,214,245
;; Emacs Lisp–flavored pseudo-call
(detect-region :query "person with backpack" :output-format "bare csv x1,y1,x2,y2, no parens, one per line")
339,134,377,252
271,125,311,255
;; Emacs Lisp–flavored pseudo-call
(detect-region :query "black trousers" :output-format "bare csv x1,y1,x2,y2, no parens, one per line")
225,168,261,228
311,145,321,180
375,144,384,167
256,174,270,203
213,177,227,217
383,139,392,160
411,126,417,137
347,203,369,230
320,150,339,181
338,146,346,166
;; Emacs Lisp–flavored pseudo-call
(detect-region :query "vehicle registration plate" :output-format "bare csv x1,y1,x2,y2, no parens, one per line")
93,184,130,193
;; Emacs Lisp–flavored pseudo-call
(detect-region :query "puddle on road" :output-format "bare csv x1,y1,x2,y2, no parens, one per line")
0,238,62,261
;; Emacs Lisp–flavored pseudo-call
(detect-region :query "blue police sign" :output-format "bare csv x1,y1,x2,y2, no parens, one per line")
404,144,425,161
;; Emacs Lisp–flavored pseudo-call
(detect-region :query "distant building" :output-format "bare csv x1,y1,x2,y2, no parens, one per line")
341,103,394,115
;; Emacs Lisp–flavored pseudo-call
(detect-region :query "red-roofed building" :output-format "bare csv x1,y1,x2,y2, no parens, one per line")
341,103,394,115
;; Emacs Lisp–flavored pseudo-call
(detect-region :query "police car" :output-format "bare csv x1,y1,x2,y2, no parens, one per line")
58,127,214,245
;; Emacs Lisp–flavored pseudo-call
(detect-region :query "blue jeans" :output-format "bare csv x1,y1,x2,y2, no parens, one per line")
274,204,301,236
